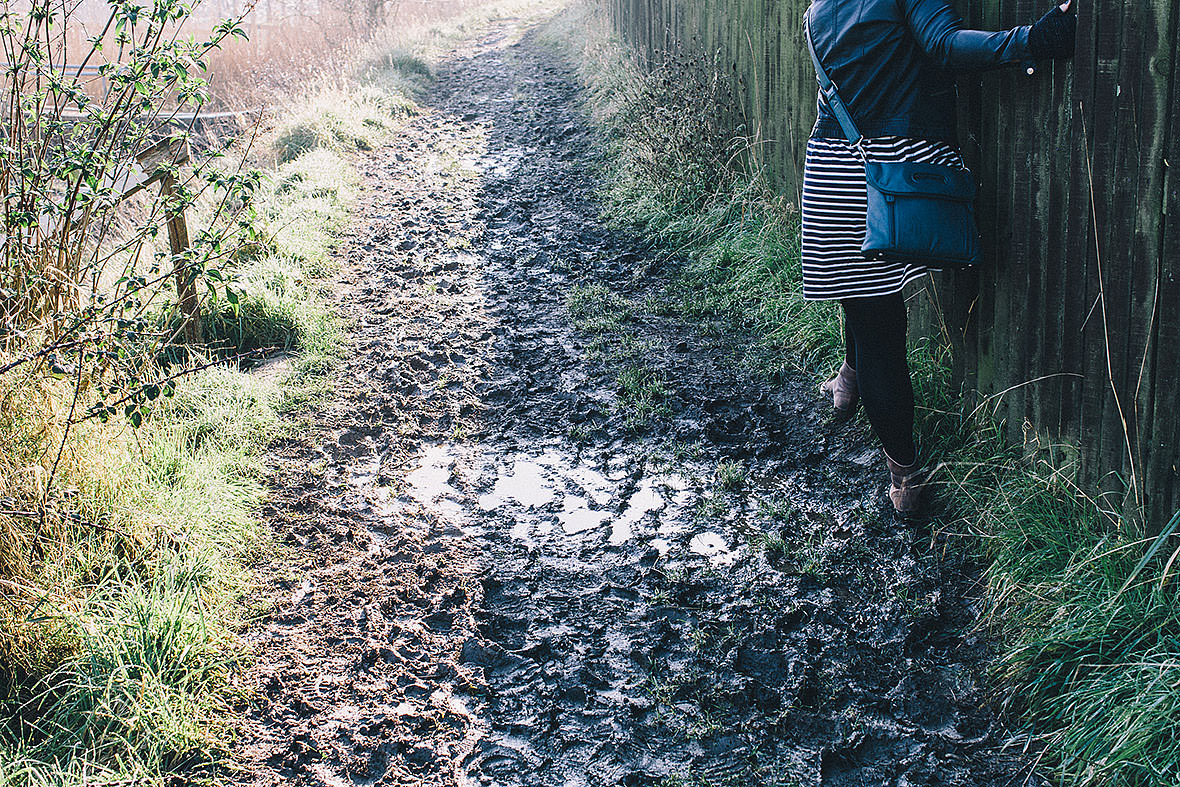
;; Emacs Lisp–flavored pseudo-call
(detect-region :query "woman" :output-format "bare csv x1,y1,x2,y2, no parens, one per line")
803,0,1076,514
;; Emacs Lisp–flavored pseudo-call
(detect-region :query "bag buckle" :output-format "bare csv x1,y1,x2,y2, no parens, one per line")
851,137,868,163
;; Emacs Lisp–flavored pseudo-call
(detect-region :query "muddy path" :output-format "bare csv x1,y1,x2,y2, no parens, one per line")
232,17,1045,787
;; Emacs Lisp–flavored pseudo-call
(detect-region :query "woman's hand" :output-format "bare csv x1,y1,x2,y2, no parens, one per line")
1029,2,1077,59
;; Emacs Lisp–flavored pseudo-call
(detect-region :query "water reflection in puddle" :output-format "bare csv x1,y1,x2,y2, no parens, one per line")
402,443,744,561
689,532,739,565
478,459,553,511
610,475,692,545
404,445,469,523
559,496,610,534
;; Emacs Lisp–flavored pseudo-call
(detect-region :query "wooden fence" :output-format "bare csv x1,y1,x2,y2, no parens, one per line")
604,0,1180,528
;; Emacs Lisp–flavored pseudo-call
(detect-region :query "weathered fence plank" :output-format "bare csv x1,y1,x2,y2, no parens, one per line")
604,0,1180,527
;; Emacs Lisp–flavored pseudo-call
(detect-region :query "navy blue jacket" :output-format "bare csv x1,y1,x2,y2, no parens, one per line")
808,0,1033,144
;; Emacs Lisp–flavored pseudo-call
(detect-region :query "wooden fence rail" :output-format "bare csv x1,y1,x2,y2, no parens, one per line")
604,0,1180,528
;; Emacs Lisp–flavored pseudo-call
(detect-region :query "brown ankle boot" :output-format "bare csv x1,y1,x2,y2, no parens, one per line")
820,362,858,414
885,453,926,515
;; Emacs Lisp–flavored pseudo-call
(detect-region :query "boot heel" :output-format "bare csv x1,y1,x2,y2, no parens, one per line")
821,361,859,415
885,453,930,515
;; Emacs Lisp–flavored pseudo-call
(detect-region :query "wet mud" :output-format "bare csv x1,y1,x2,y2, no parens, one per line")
233,18,1044,787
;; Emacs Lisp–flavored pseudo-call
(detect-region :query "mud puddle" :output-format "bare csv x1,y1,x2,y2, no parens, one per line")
404,437,771,574
233,14,1044,787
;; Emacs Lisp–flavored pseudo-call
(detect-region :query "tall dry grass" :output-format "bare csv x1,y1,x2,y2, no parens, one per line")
197,0,497,108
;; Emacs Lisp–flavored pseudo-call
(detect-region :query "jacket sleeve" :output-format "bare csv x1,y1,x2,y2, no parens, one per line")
900,0,1032,69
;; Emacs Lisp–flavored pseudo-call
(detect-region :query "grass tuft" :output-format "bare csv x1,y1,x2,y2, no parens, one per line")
567,282,632,334
273,85,417,163
616,365,671,430
0,363,278,783
713,459,745,492
940,434,1180,786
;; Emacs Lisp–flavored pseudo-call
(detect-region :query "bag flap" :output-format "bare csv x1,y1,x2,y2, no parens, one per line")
864,161,976,200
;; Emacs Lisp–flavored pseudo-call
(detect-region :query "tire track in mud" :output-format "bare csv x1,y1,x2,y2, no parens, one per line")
234,19,1045,787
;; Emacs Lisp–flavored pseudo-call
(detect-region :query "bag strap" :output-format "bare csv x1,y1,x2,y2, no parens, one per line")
804,9,865,152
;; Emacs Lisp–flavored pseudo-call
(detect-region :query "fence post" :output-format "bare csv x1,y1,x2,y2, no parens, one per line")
112,137,199,345
160,174,201,345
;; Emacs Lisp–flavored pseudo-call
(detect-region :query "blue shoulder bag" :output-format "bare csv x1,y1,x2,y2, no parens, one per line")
804,13,981,269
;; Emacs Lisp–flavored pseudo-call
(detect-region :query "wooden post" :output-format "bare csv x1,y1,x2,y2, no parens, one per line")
111,137,199,344
160,174,201,345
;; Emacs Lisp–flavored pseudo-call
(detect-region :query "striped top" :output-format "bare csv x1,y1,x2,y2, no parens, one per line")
801,135,966,300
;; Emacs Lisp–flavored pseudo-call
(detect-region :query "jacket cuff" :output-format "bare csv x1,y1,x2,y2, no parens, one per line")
1014,25,1033,62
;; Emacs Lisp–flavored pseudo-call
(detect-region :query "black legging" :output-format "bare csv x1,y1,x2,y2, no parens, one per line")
841,294,916,465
